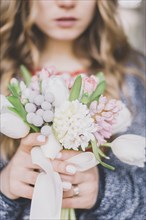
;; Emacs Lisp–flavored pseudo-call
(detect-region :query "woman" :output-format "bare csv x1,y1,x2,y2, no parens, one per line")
0,0,145,220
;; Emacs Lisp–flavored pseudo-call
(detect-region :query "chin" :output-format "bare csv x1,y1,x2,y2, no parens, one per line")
53,36,78,41
47,30,82,41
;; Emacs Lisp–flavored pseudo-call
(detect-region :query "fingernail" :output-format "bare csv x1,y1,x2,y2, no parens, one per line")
37,135,46,142
66,165,76,174
55,152,62,159
62,181,72,191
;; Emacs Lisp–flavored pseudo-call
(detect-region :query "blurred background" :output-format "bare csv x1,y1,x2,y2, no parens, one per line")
118,0,146,55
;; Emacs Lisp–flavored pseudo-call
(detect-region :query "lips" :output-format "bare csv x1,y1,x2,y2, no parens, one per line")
55,17,78,28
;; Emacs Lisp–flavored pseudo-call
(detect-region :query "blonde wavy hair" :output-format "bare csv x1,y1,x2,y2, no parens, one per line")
0,0,143,160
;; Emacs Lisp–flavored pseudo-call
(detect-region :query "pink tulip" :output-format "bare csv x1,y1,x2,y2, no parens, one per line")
83,75,99,94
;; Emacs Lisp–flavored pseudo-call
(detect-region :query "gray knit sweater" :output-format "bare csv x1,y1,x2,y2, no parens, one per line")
0,61,146,220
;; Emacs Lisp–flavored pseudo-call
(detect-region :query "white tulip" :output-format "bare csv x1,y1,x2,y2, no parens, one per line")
0,95,13,113
0,112,30,138
10,78,19,85
41,132,63,159
111,134,146,167
20,81,27,91
112,103,132,134
42,76,69,108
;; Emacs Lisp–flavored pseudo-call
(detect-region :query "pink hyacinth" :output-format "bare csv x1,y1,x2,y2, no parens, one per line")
90,95,122,146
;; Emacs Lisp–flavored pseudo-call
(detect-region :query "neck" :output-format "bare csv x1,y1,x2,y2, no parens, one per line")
46,38,74,58
39,38,88,72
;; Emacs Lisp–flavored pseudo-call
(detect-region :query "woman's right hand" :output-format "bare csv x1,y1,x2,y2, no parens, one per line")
0,133,47,200
0,133,78,200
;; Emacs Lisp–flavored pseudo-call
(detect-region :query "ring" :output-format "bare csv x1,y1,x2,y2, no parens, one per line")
73,185,80,197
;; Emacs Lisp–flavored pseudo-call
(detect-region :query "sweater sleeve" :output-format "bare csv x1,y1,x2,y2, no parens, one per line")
76,153,146,220
0,192,30,220
76,60,146,220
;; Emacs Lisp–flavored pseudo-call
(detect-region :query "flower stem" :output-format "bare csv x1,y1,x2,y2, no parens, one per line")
101,143,111,147
61,208,69,219
61,208,76,220
70,209,76,220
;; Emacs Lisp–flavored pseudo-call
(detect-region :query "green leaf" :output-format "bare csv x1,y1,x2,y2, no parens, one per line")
96,72,105,83
81,93,89,104
69,75,82,101
88,72,106,105
29,124,40,132
7,96,27,120
8,106,20,116
89,81,106,104
8,84,20,98
91,140,115,170
20,65,31,85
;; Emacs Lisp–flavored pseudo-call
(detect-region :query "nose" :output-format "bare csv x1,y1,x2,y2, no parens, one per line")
56,0,76,9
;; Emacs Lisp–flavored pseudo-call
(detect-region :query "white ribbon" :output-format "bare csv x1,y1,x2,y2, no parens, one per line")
30,147,98,220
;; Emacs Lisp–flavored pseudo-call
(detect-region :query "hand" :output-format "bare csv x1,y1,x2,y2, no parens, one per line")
0,134,81,201
53,150,99,209
0,136,99,208
0,133,47,200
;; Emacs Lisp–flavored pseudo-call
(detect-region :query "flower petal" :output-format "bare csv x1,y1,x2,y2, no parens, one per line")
42,77,69,108
0,95,13,113
41,132,63,159
111,134,146,167
112,103,132,134
0,113,30,138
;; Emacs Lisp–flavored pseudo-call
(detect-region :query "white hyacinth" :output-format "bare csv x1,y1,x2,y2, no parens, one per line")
53,100,96,151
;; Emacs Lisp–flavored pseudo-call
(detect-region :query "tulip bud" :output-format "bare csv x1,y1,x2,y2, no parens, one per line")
41,132,63,159
0,113,30,138
111,134,146,167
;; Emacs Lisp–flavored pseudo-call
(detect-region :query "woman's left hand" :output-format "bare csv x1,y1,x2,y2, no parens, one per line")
53,150,99,209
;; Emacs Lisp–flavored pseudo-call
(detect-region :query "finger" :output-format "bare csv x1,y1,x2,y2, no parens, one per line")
56,150,81,161
14,151,41,170
62,197,88,209
51,160,77,175
10,182,34,199
62,182,98,209
60,173,82,184
25,154,41,170
19,133,47,153
21,170,39,185
63,185,75,198
63,183,82,199
19,184,34,199
62,195,96,209
62,181,72,192
60,167,98,184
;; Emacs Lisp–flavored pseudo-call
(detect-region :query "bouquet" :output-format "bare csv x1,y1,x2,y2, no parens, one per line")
0,66,145,220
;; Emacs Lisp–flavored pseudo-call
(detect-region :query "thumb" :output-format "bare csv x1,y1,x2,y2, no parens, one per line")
19,133,47,153
56,150,82,161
